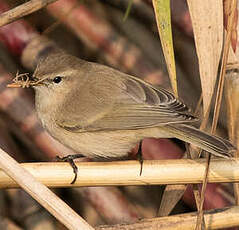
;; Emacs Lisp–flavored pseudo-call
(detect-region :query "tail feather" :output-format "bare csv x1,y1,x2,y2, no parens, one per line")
166,124,236,158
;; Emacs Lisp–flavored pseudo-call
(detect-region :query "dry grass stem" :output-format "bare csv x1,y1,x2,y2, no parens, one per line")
197,1,237,228
0,147,94,230
0,0,57,27
212,0,237,134
0,159,238,188
96,205,239,230
225,72,239,205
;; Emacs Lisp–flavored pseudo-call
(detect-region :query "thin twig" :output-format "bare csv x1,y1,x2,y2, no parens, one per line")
0,0,58,27
211,1,236,134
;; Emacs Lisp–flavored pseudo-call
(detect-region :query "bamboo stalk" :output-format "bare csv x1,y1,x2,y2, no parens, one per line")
95,205,239,230
0,0,57,27
0,159,239,188
0,147,94,230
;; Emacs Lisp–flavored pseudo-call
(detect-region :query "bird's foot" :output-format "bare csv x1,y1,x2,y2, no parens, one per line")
55,154,84,184
137,140,143,176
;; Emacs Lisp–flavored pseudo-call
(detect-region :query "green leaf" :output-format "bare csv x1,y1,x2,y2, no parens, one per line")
152,0,178,96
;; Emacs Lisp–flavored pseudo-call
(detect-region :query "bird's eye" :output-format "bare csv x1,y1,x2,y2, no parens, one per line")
53,76,62,84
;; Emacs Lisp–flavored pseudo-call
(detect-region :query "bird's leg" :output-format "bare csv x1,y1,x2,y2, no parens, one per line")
137,140,143,176
55,154,84,184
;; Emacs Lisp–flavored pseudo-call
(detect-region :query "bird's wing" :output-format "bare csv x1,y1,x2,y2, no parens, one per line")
57,68,196,132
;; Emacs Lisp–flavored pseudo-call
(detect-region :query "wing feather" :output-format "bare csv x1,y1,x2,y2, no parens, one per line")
57,66,196,132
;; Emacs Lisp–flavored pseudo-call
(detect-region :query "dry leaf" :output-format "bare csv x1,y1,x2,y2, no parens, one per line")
225,72,239,149
187,0,223,115
158,184,186,216
225,71,239,205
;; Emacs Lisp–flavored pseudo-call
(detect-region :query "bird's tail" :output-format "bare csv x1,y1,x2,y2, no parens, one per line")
166,124,236,158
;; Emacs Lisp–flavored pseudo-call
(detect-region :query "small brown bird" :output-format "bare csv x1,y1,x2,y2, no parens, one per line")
8,51,236,180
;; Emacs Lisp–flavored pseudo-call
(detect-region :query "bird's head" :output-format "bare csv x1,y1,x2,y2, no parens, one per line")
7,53,88,97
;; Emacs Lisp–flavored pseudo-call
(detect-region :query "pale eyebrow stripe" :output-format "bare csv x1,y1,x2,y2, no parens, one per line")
33,69,71,82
